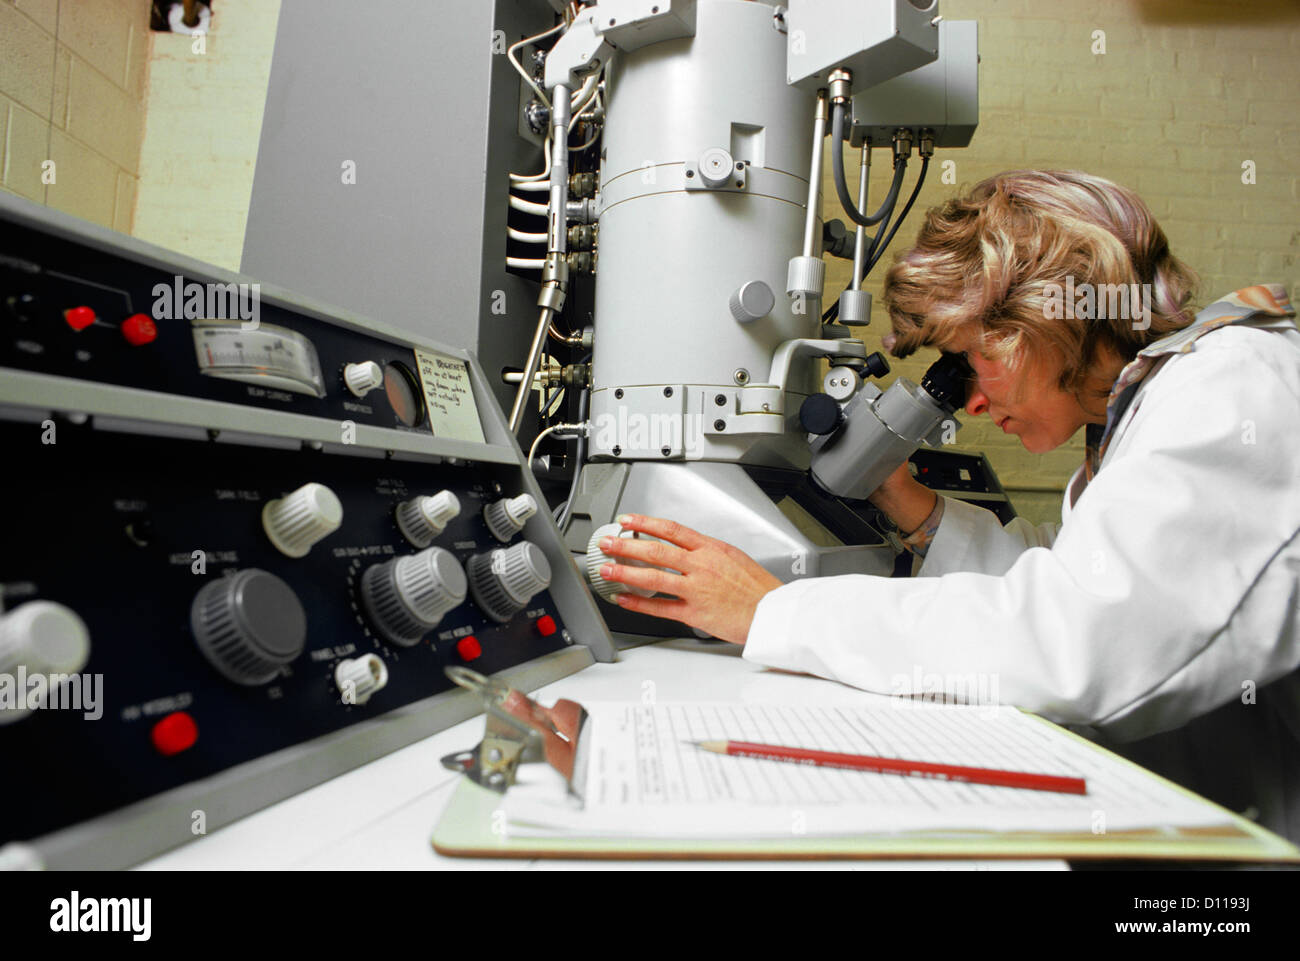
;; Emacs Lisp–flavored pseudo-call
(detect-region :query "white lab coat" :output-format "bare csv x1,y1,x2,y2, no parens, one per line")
745,322,1300,840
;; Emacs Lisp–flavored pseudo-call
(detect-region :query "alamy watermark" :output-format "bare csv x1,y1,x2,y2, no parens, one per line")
889,665,1001,717
152,275,261,330
0,667,102,721
1043,277,1152,330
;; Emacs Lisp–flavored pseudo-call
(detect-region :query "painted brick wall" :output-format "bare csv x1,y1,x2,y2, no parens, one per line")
0,0,150,232
132,0,281,270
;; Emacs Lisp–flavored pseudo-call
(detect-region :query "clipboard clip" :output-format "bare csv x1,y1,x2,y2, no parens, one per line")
440,666,590,801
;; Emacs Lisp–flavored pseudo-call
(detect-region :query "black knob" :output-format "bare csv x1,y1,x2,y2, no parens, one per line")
864,351,891,379
5,293,40,323
799,393,843,436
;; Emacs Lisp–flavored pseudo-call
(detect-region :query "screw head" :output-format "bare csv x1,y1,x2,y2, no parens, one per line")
614,388,624,399
713,419,726,431
714,393,726,406
661,446,671,457
612,445,622,456
663,386,673,397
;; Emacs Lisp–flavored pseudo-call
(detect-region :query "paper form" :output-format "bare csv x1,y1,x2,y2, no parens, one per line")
499,701,1233,838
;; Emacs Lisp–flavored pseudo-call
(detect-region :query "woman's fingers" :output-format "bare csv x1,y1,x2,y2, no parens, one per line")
598,531,690,571
599,561,681,596
616,513,710,550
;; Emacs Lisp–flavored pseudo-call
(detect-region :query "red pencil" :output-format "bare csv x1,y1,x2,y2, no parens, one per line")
690,740,1087,795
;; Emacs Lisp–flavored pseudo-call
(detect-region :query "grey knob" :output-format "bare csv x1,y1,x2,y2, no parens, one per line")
585,523,656,601
396,490,461,548
698,147,735,188
483,494,537,542
361,547,468,647
191,570,307,685
467,542,552,623
729,280,776,324
0,601,91,724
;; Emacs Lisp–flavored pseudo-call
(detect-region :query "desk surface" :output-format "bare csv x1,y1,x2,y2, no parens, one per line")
136,639,1066,870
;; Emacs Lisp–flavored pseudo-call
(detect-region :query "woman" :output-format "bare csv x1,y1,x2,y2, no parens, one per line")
596,171,1300,840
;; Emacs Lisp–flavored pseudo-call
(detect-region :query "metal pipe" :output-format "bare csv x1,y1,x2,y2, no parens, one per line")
509,307,555,431
509,81,574,433
801,90,828,258
851,144,870,288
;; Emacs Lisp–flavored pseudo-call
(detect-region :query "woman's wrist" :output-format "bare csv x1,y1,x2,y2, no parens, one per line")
869,472,939,534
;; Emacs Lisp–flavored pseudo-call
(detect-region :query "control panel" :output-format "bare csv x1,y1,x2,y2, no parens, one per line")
0,193,613,868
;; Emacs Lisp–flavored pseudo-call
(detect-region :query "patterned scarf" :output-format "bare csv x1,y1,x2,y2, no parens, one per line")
1083,284,1297,485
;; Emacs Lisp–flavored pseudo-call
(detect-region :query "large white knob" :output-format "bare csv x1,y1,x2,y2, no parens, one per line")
343,361,384,398
467,542,552,623
334,654,389,706
262,482,343,558
360,547,468,646
483,494,537,542
0,601,91,725
396,491,461,548
585,523,657,601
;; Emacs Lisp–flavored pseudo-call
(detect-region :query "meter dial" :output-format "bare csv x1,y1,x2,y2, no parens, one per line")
192,320,326,398
383,361,426,427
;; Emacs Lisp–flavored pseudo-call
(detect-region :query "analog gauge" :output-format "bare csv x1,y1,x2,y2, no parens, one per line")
192,320,325,397
384,361,426,427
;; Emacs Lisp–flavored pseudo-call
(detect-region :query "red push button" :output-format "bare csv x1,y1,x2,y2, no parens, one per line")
456,636,482,661
64,306,96,331
151,711,198,756
535,615,557,637
121,313,158,346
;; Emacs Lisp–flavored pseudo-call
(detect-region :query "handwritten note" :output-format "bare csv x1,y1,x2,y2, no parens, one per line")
414,348,485,443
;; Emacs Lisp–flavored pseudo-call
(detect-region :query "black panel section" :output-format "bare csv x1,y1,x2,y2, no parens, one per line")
0,421,570,844
0,223,461,437
908,448,1018,524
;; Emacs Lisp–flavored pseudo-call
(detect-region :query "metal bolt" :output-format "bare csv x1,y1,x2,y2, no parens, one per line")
733,368,750,385
615,388,624,399
714,393,726,406
612,445,622,456
661,446,671,457
713,419,726,431
663,386,673,397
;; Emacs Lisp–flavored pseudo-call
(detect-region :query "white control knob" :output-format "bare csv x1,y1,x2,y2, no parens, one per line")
0,601,91,724
360,547,468,646
343,361,384,398
334,654,389,706
467,542,552,623
698,147,736,188
396,490,461,548
262,483,343,558
585,523,657,601
483,494,537,542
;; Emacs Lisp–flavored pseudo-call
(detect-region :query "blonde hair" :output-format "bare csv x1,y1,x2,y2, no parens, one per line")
882,170,1199,396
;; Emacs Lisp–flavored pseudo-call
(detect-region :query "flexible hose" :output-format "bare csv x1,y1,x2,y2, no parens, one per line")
831,102,904,228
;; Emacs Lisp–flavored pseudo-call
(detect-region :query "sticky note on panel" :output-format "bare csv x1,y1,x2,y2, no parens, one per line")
414,348,486,444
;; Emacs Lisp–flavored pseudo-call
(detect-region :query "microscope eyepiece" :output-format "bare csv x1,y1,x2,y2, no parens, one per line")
920,352,974,410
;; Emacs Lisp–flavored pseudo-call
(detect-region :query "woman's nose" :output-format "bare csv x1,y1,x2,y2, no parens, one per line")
965,389,990,417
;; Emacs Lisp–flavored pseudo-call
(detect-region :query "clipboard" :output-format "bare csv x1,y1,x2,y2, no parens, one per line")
429,672,1300,863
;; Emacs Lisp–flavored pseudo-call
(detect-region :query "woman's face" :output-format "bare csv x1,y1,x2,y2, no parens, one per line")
953,340,1115,454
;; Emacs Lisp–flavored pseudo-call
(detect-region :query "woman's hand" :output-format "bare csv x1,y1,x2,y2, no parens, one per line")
596,514,783,645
